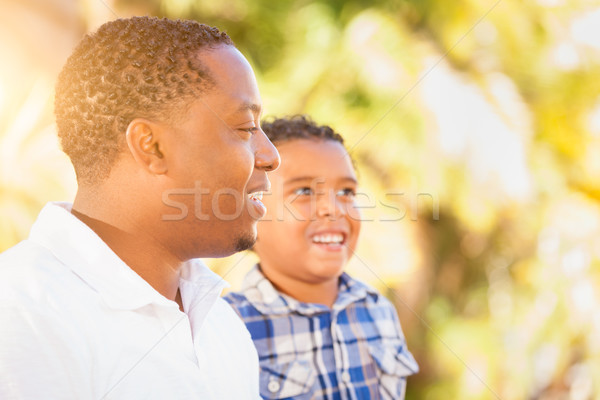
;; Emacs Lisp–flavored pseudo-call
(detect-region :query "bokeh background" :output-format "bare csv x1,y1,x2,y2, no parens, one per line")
2,0,600,398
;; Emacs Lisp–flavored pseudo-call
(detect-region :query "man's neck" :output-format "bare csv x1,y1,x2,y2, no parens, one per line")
70,207,183,303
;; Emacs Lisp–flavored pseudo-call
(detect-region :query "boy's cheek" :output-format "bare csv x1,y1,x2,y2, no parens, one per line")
347,204,362,222
277,200,313,223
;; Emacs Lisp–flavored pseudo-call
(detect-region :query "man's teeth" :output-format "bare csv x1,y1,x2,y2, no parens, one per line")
312,234,344,244
249,192,263,201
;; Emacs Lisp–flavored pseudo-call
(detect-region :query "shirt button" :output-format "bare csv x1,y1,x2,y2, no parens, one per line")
341,371,351,383
268,379,280,393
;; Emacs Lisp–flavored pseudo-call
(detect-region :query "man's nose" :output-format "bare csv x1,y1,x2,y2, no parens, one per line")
254,129,280,172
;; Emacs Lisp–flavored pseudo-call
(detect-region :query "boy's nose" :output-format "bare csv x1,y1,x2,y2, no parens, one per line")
254,130,280,172
316,191,344,219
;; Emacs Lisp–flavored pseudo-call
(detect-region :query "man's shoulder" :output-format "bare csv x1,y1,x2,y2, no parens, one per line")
212,295,247,318
1,238,43,260
200,297,258,357
0,239,65,284
0,239,89,310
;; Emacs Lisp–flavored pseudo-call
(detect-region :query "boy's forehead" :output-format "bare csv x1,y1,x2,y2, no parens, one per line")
274,140,357,184
277,138,344,158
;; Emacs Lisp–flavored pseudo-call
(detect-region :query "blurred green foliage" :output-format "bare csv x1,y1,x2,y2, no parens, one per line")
2,0,600,398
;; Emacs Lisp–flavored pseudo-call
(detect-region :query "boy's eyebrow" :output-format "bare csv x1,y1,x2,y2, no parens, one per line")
338,176,358,184
284,176,315,185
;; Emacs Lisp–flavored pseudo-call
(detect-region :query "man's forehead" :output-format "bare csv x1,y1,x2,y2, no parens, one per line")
195,46,261,117
198,89,261,116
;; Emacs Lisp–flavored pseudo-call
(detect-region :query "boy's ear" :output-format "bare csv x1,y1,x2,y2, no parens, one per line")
125,118,167,175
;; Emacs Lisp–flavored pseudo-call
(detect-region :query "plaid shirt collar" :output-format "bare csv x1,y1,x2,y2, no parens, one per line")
240,264,380,316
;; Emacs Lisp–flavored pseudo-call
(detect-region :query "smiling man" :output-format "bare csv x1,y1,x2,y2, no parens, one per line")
0,17,278,399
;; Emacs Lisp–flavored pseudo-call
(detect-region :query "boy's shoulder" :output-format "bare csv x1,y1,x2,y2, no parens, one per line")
335,275,405,329
223,266,399,320
222,265,277,317
222,290,253,314
337,273,394,310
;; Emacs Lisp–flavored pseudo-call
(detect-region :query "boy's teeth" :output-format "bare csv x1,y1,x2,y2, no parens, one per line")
312,233,344,244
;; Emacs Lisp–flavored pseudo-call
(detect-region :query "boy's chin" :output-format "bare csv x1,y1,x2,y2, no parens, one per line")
312,253,349,268
309,262,346,281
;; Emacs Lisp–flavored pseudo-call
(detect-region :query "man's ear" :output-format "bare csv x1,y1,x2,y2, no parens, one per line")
125,118,167,175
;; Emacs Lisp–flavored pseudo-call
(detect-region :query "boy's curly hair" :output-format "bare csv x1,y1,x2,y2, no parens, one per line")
54,16,233,184
261,115,346,146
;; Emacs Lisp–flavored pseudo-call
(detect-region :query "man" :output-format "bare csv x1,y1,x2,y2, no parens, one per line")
0,16,279,399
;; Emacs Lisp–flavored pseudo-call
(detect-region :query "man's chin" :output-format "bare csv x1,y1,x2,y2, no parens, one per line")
234,231,257,252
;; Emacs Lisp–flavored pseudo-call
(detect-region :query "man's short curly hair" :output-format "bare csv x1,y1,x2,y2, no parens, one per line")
54,16,233,184
261,115,346,146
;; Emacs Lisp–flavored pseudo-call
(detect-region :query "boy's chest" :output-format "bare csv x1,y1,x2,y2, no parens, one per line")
252,308,381,363
250,308,390,400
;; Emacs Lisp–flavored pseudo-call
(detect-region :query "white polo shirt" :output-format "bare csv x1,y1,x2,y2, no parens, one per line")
0,202,260,399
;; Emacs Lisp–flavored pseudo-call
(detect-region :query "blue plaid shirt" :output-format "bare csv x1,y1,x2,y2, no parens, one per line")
224,265,418,400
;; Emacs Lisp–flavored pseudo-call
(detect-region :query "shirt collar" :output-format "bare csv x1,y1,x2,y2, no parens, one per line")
240,264,379,316
179,259,229,324
28,202,228,313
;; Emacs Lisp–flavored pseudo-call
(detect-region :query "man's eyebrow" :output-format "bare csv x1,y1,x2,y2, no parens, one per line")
235,102,261,114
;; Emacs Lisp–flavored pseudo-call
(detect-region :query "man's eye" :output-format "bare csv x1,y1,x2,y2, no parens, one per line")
239,127,258,134
293,187,313,196
337,188,356,198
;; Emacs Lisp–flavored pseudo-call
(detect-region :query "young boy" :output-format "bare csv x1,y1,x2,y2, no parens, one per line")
224,115,418,399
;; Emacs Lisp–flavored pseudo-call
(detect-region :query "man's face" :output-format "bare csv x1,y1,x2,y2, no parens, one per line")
254,139,361,289
158,45,280,259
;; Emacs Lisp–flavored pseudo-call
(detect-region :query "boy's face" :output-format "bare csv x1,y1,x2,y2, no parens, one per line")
254,139,360,289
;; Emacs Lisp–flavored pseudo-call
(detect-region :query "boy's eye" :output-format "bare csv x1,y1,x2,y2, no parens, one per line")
337,188,356,198
293,187,313,196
